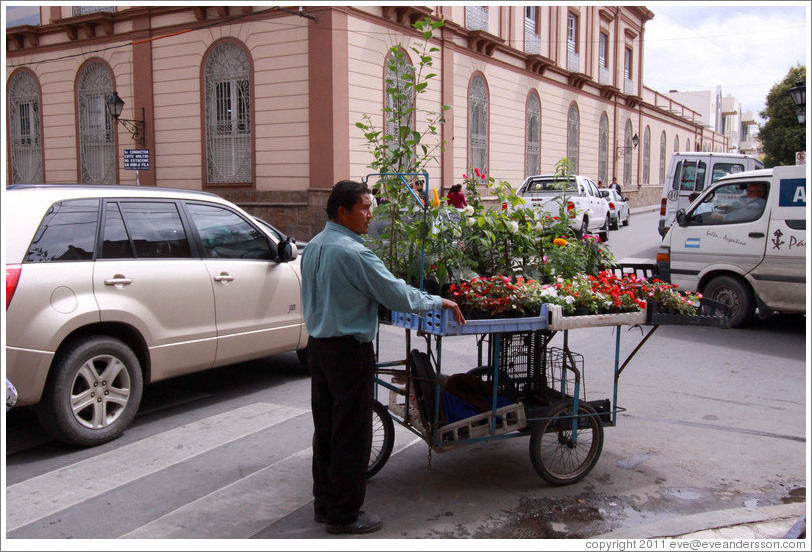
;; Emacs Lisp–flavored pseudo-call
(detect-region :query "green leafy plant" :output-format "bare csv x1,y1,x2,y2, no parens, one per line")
357,18,449,278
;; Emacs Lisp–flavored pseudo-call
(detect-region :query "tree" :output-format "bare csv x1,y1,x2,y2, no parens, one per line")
758,64,806,167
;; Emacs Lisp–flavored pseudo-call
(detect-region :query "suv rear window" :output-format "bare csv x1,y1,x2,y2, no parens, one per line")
522,177,577,194
24,199,100,262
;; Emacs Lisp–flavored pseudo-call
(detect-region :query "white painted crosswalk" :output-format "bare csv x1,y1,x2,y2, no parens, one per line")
5,401,422,539
6,403,309,533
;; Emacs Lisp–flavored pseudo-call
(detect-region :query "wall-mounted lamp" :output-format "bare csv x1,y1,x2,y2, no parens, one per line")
106,91,146,148
788,80,806,125
616,133,639,159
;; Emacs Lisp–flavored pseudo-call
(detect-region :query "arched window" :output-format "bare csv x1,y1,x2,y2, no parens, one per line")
384,49,415,171
598,112,609,184
567,102,579,173
77,61,116,184
525,91,540,177
659,131,667,184
642,126,651,184
674,135,680,153
686,138,690,151
204,41,252,184
468,74,489,175
622,119,633,185
8,70,43,184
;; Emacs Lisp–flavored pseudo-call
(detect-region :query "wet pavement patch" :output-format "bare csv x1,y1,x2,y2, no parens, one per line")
617,452,654,469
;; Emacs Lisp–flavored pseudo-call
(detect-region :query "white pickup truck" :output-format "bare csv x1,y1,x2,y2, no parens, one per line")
517,174,610,241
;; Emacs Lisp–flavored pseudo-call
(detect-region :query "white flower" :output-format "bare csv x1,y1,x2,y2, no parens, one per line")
534,222,544,232
463,205,475,216
452,228,462,238
564,295,575,304
466,217,477,227
507,221,519,233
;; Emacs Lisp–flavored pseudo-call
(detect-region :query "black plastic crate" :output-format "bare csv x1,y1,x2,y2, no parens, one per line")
488,331,550,402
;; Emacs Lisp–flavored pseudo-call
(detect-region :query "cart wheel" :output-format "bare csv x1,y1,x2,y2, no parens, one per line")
367,399,394,479
529,400,604,486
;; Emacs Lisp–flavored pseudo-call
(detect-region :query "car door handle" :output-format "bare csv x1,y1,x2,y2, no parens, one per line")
214,273,234,283
104,276,133,286
748,232,764,238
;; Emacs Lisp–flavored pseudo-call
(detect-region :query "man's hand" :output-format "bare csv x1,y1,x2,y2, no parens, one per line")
441,298,466,325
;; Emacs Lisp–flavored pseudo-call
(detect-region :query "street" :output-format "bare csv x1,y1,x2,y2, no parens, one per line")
4,210,807,543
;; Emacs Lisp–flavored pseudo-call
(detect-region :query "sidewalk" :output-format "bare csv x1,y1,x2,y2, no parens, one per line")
592,502,807,540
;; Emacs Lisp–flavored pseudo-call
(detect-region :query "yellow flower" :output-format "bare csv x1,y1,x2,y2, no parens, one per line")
553,238,568,247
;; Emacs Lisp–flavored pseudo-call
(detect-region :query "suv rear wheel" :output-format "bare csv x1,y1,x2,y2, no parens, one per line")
38,336,144,447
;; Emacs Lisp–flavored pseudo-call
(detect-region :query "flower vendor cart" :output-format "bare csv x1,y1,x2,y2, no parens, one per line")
361,173,730,485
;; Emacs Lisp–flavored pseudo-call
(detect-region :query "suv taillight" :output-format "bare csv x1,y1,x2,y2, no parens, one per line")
660,197,668,216
6,265,21,309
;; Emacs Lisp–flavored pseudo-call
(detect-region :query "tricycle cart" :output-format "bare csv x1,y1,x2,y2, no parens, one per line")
361,172,728,485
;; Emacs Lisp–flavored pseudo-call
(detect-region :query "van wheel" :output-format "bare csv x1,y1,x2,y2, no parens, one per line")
38,336,143,447
622,212,630,226
702,275,755,328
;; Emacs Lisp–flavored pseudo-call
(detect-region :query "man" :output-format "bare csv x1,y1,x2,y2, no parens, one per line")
712,182,768,223
300,180,464,535
609,177,622,195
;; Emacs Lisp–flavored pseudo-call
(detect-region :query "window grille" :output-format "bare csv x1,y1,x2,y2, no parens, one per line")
643,126,651,184
524,7,540,54
623,120,633,185
525,93,540,178
660,132,667,184
466,6,488,31
598,113,609,184
205,43,251,184
72,6,114,16
567,103,579,173
468,75,489,175
8,71,43,184
77,63,116,184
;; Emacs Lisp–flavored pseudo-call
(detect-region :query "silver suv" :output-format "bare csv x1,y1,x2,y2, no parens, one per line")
5,185,308,446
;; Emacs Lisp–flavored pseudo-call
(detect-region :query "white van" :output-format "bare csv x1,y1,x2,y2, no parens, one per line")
656,164,806,327
658,152,764,237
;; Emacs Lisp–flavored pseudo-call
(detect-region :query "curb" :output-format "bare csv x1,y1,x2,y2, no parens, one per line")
590,502,807,540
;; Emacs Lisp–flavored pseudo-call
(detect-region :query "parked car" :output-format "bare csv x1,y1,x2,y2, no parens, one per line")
253,216,308,252
600,188,630,229
5,184,308,447
516,174,610,242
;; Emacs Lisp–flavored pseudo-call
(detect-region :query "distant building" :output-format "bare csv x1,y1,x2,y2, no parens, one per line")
6,5,730,238
664,87,760,156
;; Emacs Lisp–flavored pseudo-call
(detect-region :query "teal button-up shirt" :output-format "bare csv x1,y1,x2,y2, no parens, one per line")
301,221,442,343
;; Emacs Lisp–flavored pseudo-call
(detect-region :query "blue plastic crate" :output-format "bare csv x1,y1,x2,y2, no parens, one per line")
392,305,549,336
390,311,421,330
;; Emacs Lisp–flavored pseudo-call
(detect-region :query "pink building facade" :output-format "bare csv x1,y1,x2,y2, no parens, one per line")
6,5,728,239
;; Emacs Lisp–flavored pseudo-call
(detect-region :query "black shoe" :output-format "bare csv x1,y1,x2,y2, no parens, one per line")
325,512,382,535
314,513,326,523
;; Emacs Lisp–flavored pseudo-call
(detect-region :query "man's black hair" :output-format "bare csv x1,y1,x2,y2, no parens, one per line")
326,180,371,219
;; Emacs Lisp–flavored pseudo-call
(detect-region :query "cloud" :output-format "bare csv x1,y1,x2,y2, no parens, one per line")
644,4,808,120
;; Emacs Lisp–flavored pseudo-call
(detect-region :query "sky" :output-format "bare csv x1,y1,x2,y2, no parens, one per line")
642,3,809,123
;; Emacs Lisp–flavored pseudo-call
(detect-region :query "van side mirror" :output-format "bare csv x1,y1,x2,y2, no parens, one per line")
277,237,299,262
675,210,688,227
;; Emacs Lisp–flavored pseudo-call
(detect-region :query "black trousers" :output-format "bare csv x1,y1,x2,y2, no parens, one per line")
307,335,374,525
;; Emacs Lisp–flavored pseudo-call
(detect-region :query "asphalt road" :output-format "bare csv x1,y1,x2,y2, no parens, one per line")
4,210,807,544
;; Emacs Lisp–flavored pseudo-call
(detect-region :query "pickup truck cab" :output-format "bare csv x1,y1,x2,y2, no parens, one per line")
658,152,764,238
517,174,610,241
656,164,806,327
